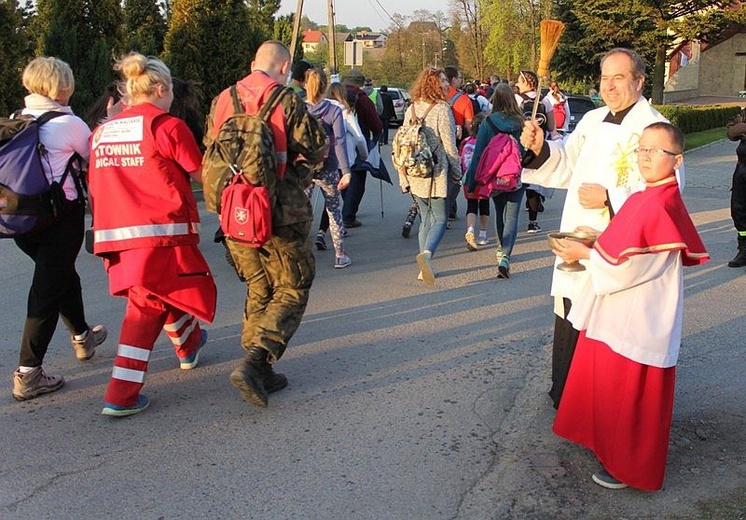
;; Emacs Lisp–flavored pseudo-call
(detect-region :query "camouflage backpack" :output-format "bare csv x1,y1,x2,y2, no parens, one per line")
202,84,287,247
392,104,438,178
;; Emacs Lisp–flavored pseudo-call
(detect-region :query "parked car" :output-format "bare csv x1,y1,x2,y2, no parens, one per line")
566,95,597,133
376,87,411,125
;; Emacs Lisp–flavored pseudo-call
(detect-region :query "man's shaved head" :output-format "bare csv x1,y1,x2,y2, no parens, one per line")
251,40,291,83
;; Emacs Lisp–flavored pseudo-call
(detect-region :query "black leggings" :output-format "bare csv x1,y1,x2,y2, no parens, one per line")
466,198,490,216
14,202,89,367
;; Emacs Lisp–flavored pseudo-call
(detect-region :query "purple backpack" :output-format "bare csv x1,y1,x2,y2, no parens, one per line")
0,112,81,237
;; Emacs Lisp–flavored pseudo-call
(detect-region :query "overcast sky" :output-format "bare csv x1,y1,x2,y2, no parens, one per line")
278,0,451,32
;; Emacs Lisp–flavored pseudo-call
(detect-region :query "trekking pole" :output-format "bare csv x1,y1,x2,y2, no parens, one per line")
378,142,384,218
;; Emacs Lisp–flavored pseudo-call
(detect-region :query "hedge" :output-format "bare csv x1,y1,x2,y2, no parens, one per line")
654,104,742,134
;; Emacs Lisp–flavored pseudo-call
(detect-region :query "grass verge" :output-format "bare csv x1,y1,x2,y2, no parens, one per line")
685,127,727,151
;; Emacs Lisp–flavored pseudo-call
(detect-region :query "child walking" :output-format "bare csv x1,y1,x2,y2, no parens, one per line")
460,113,490,250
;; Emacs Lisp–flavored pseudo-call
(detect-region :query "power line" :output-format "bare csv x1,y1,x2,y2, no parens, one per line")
365,0,404,31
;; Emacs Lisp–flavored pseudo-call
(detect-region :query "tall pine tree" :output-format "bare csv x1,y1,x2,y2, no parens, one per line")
0,0,33,115
163,0,258,114
122,0,166,56
31,0,122,113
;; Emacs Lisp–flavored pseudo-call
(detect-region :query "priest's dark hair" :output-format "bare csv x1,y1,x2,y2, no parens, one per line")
602,48,646,80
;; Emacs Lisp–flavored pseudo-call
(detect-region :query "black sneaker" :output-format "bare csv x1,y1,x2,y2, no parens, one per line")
527,221,542,234
315,233,327,251
402,222,412,238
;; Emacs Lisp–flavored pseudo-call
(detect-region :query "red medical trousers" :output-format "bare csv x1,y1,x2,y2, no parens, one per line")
103,286,203,407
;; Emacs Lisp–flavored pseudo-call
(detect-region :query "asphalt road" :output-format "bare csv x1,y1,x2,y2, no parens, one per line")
1,139,744,519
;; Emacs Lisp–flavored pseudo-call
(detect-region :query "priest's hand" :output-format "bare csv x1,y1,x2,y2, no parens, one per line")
552,238,591,264
578,183,607,209
521,120,544,156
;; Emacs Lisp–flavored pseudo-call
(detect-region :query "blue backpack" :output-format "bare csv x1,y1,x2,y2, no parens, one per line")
0,112,84,237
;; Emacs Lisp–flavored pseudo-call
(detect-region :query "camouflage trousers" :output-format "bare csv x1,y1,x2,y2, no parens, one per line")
226,226,315,362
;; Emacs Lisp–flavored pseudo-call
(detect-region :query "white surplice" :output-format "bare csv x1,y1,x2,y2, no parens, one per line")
520,97,683,313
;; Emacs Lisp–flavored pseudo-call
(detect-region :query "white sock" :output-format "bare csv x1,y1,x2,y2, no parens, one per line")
478,230,487,237
467,226,474,233
73,330,88,341
18,366,36,374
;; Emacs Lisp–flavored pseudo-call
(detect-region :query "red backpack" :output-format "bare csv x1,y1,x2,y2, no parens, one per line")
473,118,522,197
553,101,567,129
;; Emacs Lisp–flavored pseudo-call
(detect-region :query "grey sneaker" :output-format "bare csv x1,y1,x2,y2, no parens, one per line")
497,256,510,279
72,325,107,361
13,367,65,401
592,468,628,489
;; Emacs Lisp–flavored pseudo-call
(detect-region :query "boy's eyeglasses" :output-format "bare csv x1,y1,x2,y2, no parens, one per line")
634,147,679,157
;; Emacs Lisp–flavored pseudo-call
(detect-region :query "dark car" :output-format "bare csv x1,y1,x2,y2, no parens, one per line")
566,95,597,133
376,87,411,125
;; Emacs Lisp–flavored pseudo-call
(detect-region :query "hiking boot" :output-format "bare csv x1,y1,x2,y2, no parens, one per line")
12,367,64,401
465,230,478,251
591,468,628,490
334,254,352,269
315,232,327,251
401,221,412,238
416,251,435,286
728,235,746,267
179,329,207,370
72,324,107,361
265,364,288,394
229,346,270,408
101,395,150,417
527,221,542,234
497,256,510,279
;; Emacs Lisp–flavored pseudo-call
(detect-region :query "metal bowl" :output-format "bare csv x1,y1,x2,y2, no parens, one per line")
547,231,598,272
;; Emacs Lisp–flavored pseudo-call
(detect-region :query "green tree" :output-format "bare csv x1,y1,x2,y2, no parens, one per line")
247,0,281,42
122,0,167,56
482,0,553,80
553,0,657,92
163,0,258,114
552,0,737,103
31,0,122,113
0,0,33,115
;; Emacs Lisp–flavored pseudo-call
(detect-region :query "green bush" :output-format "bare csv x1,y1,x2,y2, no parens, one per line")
654,104,741,134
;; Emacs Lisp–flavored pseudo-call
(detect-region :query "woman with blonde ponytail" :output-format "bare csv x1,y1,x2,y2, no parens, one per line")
88,53,216,417
304,68,352,268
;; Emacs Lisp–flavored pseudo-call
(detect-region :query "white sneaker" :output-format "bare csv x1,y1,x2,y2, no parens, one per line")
477,235,489,246
334,254,352,269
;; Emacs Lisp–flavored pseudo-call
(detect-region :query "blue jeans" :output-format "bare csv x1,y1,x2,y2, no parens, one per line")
413,196,447,255
491,186,525,257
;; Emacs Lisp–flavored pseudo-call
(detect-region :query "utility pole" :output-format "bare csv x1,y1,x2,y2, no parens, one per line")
289,0,304,67
327,0,337,74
